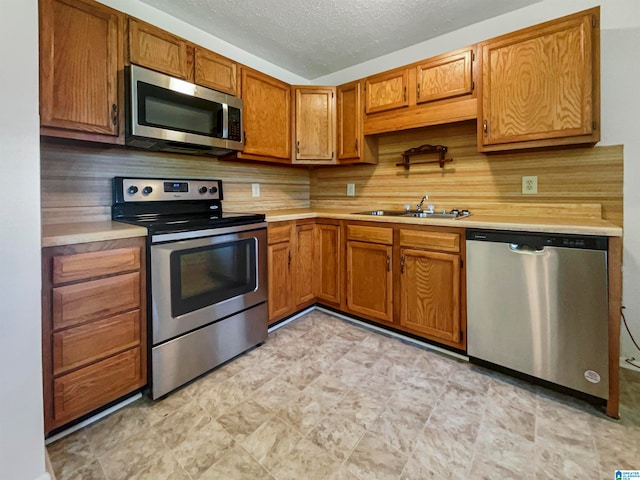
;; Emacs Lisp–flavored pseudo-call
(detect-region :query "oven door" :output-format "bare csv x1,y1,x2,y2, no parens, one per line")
150,225,267,345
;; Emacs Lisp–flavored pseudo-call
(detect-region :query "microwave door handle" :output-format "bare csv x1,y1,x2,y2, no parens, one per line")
222,103,229,140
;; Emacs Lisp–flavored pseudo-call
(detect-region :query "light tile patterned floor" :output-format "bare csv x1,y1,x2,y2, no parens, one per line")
48,310,640,480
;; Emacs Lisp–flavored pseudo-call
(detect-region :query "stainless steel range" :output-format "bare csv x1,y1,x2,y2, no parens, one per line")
112,177,267,399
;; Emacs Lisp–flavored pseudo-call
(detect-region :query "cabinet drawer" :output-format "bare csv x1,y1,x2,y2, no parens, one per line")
52,272,140,330
53,310,141,375
53,347,143,425
268,223,293,245
347,225,393,245
399,229,460,252
53,247,140,284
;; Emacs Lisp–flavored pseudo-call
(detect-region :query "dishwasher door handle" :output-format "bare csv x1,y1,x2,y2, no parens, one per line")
508,243,546,254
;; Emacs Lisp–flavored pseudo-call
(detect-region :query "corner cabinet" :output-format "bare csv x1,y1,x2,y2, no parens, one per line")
478,7,600,152
336,81,377,164
292,87,336,164
39,0,124,143
315,220,342,306
41,238,147,434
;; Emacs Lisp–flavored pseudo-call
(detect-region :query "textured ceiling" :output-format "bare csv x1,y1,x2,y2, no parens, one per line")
138,0,542,80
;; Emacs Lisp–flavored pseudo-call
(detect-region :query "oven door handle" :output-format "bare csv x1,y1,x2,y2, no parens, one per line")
151,222,267,243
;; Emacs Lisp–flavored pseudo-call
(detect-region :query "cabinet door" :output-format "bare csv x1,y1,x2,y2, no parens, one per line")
194,48,237,95
479,9,598,150
129,18,192,81
416,49,473,104
365,68,409,114
337,81,361,161
346,241,393,322
295,224,315,306
39,0,123,136
268,241,295,323
293,87,335,163
399,248,461,346
241,68,291,160
315,223,341,305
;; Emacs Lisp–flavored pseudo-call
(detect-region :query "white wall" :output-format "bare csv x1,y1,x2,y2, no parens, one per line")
0,0,48,479
316,0,640,365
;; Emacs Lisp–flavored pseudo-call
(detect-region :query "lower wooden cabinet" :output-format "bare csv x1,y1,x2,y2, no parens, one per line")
266,219,465,351
267,219,342,324
399,248,461,346
42,237,146,434
346,240,393,322
315,221,341,305
268,227,295,322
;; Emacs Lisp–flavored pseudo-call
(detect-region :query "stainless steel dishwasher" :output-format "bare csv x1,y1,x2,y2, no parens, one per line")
466,229,609,399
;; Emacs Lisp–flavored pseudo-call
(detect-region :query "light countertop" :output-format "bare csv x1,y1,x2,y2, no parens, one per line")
261,208,623,237
42,221,147,247
41,209,622,247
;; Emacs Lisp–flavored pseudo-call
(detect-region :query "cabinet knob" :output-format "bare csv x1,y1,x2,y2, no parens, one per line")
355,139,358,153
403,86,407,102
483,119,488,136
296,140,300,155
417,84,420,99
386,255,391,272
400,255,405,273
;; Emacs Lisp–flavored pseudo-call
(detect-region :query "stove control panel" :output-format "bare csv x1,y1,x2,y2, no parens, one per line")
115,178,223,202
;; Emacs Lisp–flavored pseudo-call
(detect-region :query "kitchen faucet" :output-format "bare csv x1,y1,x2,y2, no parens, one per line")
416,195,429,212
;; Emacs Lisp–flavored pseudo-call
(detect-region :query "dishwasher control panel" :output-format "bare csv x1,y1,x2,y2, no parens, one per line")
466,229,607,250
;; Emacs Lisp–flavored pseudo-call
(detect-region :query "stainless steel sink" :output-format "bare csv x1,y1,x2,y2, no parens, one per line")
353,210,471,219
353,210,408,216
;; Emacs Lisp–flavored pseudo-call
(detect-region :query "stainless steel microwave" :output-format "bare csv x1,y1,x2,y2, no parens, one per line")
125,64,243,156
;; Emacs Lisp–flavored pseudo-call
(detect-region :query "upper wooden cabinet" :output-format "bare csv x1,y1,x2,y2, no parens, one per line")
128,19,238,96
128,18,192,81
39,0,124,142
416,49,473,104
478,8,600,152
336,80,377,164
194,48,237,96
365,69,409,114
363,47,477,135
292,87,336,164
237,68,291,162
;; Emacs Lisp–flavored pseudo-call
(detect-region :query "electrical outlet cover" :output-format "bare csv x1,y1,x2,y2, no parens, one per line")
347,183,355,196
251,183,260,197
522,176,538,195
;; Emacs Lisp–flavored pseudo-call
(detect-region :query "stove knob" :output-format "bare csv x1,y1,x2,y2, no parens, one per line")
198,186,208,194
461,209,470,216
127,186,139,195
142,186,153,195
209,186,218,194
450,208,460,215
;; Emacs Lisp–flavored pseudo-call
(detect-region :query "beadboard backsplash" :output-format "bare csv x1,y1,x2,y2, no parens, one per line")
311,121,623,226
40,139,311,224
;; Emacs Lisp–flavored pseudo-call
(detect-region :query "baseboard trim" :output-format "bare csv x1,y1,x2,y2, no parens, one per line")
315,306,469,362
45,393,142,445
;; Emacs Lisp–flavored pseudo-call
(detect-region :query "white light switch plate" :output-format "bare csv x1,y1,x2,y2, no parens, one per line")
347,183,355,196
252,183,260,197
